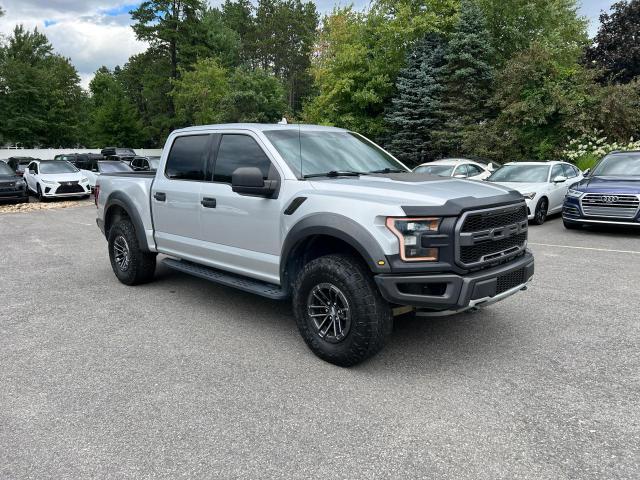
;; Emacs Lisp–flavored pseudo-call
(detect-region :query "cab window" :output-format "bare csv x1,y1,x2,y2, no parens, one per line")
213,134,275,184
165,135,211,181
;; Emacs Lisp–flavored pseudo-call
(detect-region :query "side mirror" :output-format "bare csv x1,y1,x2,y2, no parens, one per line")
232,167,278,198
583,168,591,177
553,175,568,183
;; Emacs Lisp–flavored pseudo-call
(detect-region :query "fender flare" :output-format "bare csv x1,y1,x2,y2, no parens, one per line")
280,213,391,282
103,192,150,252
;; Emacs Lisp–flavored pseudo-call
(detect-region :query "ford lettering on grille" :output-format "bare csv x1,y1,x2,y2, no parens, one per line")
456,203,529,268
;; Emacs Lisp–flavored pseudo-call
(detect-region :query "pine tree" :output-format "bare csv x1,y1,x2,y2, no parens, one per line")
385,34,447,166
436,0,494,156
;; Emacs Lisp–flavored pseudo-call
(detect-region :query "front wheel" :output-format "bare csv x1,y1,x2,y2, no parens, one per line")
532,198,548,225
36,184,45,202
293,254,393,367
108,218,157,285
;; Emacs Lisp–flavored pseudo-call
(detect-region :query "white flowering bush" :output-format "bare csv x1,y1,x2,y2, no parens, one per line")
562,131,640,170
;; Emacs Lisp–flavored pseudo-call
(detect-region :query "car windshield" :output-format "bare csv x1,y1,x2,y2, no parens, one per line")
39,161,78,174
99,162,133,173
414,165,454,176
0,162,15,175
592,153,640,176
263,130,407,177
489,165,550,183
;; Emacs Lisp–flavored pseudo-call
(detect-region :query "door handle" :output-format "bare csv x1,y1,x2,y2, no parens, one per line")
154,192,166,202
201,197,217,208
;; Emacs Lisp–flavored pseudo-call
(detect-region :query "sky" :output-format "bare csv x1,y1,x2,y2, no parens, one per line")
0,0,615,90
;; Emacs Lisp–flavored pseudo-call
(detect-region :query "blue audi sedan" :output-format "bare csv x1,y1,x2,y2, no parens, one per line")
563,151,640,229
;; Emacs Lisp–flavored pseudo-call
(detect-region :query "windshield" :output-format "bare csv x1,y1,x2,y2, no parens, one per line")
40,161,79,174
592,153,640,176
489,165,550,183
0,162,15,175
263,130,407,177
414,165,454,176
99,162,133,173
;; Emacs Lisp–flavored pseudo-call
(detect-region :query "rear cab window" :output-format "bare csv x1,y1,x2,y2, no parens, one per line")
165,135,212,181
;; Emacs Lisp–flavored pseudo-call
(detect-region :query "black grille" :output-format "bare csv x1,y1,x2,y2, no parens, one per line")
0,182,16,192
56,183,84,194
496,268,527,295
460,232,527,264
462,205,528,232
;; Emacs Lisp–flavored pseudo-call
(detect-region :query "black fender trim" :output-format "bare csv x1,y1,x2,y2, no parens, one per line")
280,213,391,283
103,192,151,252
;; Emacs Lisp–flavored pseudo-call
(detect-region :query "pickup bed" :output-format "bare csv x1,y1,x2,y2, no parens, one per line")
96,123,534,366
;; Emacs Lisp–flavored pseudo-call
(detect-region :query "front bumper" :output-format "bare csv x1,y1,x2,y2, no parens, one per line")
41,183,91,197
0,189,28,200
375,251,534,314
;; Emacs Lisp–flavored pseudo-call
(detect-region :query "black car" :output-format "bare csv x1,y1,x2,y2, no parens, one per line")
6,157,38,176
59,153,106,170
101,147,137,163
0,160,29,203
130,156,160,172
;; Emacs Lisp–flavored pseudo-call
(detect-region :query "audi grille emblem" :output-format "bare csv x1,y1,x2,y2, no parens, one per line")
602,196,619,203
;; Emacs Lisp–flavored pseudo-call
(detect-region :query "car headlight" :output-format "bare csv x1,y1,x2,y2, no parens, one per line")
522,192,537,200
567,189,584,198
41,179,56,185
81,177,88,183
16,179,25,187
386,217,441,262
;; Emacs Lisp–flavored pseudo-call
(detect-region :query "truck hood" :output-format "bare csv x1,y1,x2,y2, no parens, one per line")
574,176,640,194
308,173,518,207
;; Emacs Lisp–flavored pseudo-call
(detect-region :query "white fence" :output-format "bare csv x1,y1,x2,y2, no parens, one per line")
0,148,163,160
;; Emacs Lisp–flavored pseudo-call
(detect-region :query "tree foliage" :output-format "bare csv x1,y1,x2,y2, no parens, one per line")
587,0,640,84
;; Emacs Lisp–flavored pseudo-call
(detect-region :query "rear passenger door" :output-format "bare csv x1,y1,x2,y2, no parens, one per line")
198,132,286,284
152,134,214,259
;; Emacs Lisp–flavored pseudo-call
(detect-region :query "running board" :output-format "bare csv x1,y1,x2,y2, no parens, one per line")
162,258,288,300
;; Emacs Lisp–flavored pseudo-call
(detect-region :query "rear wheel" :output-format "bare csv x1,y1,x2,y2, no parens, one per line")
532,198,548,225
108,218,157,285
293,254,393,367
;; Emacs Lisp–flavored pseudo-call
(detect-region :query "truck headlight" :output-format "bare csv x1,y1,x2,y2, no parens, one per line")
386,217,441,262
567,189,584,198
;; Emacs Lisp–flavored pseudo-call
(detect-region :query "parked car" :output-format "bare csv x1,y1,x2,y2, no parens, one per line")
0,160,29,203
96,123,534,367
54,153,105,167
487,161,583,225
23,160,91,201
413,159,492,180
80,160,133,189
130,156,160,172
6,157,38,177
101,147,137,163
563,151,640,229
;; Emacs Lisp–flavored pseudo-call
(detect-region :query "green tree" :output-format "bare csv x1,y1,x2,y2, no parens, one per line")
222,0,257,64
201,7,242,67
587,0,640,84
0,25,84,147
130,0,208,81
172,58,286,125
304,0,457,140
436,0,494,156
88,67,143,147
385,35,447,165
477,0,588,66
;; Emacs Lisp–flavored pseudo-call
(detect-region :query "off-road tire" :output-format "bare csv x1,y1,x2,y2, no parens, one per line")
293,254,393,367
108,218,156,286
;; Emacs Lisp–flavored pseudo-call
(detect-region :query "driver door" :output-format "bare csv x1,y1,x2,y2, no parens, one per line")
548,164,567,212
24,162,38,191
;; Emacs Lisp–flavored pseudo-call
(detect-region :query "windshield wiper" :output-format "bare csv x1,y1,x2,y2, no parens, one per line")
303,171,367,179
368,168,406,174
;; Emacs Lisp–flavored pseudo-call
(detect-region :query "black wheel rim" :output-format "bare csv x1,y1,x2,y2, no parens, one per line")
536,201,547,223
113,236,131,272
307,283,351,344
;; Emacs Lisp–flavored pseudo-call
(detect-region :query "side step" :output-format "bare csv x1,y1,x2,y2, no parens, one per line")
162,258,289,300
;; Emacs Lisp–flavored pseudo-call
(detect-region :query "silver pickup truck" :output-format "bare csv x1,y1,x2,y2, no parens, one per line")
96,124,534,366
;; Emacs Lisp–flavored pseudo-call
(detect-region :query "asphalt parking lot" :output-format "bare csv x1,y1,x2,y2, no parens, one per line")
1,206,638,479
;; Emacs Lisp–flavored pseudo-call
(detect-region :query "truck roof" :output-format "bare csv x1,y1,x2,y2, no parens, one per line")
174,123,349,134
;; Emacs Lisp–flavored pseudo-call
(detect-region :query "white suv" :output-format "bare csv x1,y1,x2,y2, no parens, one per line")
24,160,91,201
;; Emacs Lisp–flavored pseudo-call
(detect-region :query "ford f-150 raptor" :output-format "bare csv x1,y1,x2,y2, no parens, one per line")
96,124,534,366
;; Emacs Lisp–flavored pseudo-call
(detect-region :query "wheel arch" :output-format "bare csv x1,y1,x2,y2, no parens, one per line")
103,193,150,252
281,214,391,291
